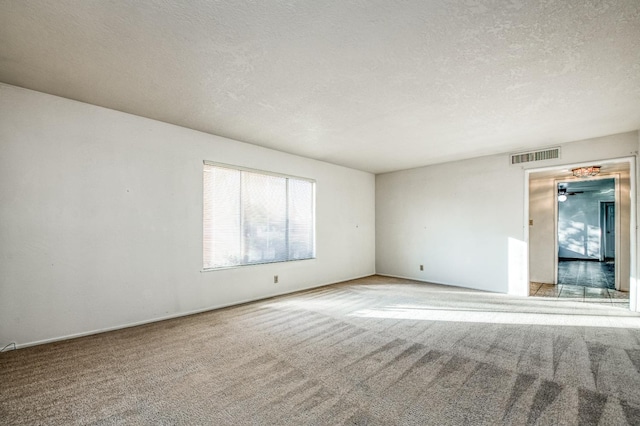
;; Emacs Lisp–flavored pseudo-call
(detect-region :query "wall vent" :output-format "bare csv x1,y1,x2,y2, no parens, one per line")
510,147,560,165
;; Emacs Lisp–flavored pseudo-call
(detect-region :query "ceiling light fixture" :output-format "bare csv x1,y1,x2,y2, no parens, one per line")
571,166,600,178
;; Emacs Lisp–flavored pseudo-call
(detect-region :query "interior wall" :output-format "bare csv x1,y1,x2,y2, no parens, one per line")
377,131,639,295
0,84,376,348
376,154,527,294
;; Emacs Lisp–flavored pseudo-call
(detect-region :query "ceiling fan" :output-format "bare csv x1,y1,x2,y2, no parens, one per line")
557,188,584,202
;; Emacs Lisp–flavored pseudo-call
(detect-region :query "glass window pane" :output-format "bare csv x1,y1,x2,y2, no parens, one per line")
203,166,241,268
203,163,315,269
288,179,315,260
242,172,287,264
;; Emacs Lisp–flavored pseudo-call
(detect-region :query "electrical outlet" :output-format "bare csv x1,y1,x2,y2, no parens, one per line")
420,265,424,271
274,275,278,284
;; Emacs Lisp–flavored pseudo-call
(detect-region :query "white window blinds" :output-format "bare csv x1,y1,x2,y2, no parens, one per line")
203,163,315,269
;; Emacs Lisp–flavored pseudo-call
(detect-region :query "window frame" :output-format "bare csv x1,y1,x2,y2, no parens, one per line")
202,161,316,271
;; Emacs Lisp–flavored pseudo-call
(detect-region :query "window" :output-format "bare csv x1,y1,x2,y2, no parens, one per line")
203,162,315,269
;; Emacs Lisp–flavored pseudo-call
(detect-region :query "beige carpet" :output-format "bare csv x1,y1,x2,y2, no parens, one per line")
2,275,640,425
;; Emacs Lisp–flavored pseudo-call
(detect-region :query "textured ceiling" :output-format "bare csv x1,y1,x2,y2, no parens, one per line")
1,1,639,173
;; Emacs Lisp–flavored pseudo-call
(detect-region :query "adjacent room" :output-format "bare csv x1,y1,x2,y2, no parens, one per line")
2,1,640,424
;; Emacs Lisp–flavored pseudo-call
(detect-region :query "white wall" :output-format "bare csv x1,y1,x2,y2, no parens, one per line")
376,131,639,295
0,84,376,348
376,154,527,294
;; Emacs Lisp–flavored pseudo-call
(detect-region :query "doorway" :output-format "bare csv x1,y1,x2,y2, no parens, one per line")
525,158,635,309
556,178,616,290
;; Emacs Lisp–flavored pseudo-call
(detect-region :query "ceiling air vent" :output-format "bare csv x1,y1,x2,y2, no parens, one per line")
510,147,560,165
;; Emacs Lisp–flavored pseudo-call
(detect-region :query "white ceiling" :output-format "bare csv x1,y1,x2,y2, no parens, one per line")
1,1,639,173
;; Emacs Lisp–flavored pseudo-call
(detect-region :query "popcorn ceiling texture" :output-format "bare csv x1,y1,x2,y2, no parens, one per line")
0,0,639,172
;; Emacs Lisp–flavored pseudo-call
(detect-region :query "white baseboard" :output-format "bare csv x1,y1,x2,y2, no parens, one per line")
375,273,501,294
9,273,376,350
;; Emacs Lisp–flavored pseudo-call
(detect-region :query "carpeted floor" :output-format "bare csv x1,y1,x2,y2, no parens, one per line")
2,275,640,425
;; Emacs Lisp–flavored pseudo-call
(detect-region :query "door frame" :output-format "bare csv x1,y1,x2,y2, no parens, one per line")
524,155,636,310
